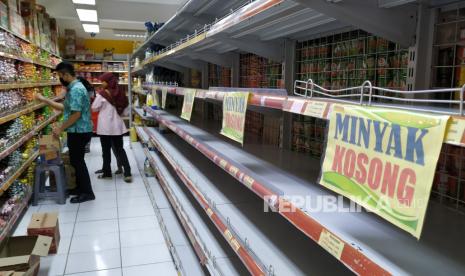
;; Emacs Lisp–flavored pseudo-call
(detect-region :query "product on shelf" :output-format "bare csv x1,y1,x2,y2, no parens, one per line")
0,90,26,114
0,58,17,82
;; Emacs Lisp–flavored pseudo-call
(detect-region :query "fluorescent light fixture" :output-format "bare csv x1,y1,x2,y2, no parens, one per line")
76,9,98,22
115,34,145,38
72,0,96,5
82,24,100,33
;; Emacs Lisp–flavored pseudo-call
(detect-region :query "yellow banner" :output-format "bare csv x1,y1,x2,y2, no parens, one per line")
161,87,168,109
220,92,250,144
180,89,196,121
320,105,449,238
152,87,160,107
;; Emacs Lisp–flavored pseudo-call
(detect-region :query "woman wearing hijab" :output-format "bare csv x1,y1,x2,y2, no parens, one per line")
92,72,132,182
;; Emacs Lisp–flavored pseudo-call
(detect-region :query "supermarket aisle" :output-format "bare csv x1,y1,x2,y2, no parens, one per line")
13,138,177,276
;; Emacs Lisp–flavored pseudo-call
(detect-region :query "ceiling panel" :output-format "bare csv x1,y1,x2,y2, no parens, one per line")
37,0,182,40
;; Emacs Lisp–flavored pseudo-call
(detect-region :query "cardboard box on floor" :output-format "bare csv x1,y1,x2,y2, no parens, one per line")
38,135,61,161
0,235,51,274
0,256,39,275
27,213,60,254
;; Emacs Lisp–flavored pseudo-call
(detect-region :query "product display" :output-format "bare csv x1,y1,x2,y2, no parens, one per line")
296,30,409,90
239,53,283,88
208,63,231,87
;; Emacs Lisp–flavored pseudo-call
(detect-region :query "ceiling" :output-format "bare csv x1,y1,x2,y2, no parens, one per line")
37,0,186,40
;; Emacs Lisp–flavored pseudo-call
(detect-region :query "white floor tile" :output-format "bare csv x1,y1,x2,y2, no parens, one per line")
77,208,118,222
65,268,122,276
57,211,78,224
117,188,149,199
65,249,121,274
70,232,120,253
79,197,117,211
13,226,27,236
93,191,117,201
73,219,119,236
120,228,165,247
38,254,67,276
92,183,117,192
39,203,79,213
118,216,159,232
60,223,75,238
57,237,72,255
118,202,155,218
117,196,152,207
121,243,172,267
122,262,177,276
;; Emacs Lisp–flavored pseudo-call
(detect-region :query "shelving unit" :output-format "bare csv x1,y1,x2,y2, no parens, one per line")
127,0,465,275
0,151,39,193
432,3,465,97
136,128,248,275
0,82,59,90
69,59,129,85
142,126,350,275
132,140,204,276
143,107,465,275
0,17,63,248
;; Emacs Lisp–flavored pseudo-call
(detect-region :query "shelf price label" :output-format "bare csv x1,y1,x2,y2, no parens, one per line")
318,230,344,260
320,104,449,238
443,117,465,146
180,89,196,121
220,92,250,145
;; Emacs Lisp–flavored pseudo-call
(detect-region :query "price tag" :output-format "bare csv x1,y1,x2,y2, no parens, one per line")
318,229,344,260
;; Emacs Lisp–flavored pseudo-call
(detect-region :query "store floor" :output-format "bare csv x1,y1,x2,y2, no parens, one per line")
13,138,177,276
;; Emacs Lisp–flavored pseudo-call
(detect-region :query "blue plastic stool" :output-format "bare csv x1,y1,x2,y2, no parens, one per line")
32,158,67,206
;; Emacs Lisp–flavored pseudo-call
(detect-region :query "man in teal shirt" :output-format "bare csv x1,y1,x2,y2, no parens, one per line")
36,62,95,203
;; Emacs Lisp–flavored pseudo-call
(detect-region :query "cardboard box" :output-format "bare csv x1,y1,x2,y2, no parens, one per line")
0,2,8,29
0,235,51,273
27,213,60,255
9,9,25,36
38,135,61,161
0,257,39,275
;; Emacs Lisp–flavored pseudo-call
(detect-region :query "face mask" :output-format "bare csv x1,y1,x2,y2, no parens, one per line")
59,77,69,87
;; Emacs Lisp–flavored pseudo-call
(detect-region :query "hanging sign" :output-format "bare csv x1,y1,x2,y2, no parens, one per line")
181,89,196,121
161,87,168,109
220,92,250,144
320,104,449,238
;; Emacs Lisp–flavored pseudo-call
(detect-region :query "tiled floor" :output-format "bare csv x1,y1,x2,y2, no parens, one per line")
13,138,177,276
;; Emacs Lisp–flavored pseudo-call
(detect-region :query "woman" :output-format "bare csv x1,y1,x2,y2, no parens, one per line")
92,72,132,182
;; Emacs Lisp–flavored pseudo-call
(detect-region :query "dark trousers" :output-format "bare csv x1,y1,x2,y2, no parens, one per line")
98,137,122,169
100,135,131,177
68,132,93,196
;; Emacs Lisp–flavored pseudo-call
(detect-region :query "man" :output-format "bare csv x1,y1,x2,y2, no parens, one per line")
36,62,95,203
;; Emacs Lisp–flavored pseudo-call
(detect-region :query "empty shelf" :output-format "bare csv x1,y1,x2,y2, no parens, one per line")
146,127,350,275
145,108,465,275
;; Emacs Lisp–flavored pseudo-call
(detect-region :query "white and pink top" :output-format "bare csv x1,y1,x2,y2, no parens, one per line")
91,93,128,136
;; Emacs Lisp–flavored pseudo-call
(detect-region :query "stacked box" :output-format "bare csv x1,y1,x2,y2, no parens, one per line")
0,2,8,29
64,29,76,59
27,213,60,254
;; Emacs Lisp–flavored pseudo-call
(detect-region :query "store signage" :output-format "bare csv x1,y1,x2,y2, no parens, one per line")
152,87,160,108
443,117,465,146
220,92,250,144
161,87,168,109
181,89,196,121
320,104,449,238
